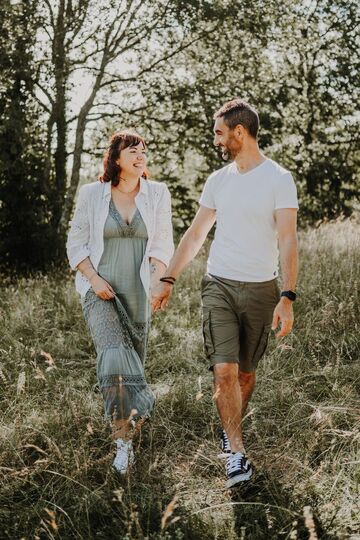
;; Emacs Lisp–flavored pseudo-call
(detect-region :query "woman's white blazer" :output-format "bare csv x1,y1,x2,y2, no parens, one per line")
66,178,174,298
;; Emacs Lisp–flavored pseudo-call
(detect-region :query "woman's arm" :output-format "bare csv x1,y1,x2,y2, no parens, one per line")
66,184,115,300
66,185,91,270
77,257,115,300
149,257,167,290
147,184,174,267
77,257,97,281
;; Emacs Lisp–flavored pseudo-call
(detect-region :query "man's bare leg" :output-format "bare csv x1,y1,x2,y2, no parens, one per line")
213,363,245,453
238,370,256,418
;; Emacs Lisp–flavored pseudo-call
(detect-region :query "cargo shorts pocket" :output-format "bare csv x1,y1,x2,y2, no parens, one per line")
252,324,272,365
202,311,215,358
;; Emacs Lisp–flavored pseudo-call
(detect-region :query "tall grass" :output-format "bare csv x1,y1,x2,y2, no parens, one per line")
0,218,359,539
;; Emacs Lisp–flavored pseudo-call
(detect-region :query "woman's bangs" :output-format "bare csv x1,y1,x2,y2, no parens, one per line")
122,133,146,150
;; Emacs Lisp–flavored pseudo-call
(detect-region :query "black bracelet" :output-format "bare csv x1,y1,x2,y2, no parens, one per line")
281,290,297,301
160,276,176,285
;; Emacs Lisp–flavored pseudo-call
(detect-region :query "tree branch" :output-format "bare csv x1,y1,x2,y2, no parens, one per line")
69,22,103,51
106,2,135,54
31,91,52,114
42,0,55,29
64,0,91,47
100,25,219,88
34,81,55,107
69,42,105,66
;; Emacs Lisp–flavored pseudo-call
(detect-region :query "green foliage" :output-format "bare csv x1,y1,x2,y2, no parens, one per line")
133,0,360,229
0,219,359,538
0,1,59,272
0,0,359,268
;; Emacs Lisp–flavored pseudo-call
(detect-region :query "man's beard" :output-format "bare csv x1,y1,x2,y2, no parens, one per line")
220,147,230,161
219,144,240,161
218,134,241,161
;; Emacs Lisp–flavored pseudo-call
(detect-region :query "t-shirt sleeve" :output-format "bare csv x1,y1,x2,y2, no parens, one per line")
199,174,216,209
274,173,299,210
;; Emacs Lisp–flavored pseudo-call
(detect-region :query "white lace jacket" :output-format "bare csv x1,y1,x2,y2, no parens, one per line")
66,178,174,298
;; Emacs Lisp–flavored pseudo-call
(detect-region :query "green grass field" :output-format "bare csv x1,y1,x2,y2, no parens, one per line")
0,218,359,539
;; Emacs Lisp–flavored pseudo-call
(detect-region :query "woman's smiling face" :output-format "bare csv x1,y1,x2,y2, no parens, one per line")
117,142,147,178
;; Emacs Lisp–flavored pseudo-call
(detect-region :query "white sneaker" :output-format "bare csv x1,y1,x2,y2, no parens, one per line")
112,438,135,474
224,452,253,488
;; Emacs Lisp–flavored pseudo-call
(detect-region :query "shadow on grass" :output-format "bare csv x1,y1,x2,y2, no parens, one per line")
124,416,216,540
229,469,338,540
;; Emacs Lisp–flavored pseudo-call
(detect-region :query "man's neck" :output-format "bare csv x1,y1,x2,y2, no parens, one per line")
234,147,266,175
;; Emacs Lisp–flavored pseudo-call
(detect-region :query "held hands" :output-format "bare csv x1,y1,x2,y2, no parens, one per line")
151,281,173,312
271,297,294,338
90,274,116,300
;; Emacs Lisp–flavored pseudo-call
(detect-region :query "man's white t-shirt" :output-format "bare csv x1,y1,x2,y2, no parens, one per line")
199,158,298,282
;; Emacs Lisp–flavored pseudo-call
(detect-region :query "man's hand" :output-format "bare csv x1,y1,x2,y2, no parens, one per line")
151,281,173,312
271,297,294,338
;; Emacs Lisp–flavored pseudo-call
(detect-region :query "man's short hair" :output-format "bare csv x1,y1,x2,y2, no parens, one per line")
214,99,259,139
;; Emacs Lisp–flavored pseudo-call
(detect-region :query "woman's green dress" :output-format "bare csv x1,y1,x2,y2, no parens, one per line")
81,198,155,420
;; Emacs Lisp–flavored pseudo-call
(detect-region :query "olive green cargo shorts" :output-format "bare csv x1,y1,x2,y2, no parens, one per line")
201,273,280,372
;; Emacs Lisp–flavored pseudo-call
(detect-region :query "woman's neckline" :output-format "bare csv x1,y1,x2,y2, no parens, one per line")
110,197,138,226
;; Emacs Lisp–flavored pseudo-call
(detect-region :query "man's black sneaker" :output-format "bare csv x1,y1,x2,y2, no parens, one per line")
225,451,253,488
218,430,231,456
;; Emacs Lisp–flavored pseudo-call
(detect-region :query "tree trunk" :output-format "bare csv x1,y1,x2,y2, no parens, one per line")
59,70,106,237
52,0,68,230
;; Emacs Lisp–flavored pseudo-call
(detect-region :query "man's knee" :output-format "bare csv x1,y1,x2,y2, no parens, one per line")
213,363,239,387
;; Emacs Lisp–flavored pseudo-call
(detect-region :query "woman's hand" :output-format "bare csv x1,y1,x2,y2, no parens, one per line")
151,281,173,312
90,274,116,300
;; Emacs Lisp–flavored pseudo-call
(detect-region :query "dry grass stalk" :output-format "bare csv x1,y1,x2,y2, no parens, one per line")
161,494,179,530
43,508,58,535
40,350,56,371
34,366,46,381
16,371,26,394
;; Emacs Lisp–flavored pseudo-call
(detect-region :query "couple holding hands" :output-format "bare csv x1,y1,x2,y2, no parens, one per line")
66,98,298,489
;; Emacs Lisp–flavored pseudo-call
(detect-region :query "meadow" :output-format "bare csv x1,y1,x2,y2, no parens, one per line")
0,218,359,539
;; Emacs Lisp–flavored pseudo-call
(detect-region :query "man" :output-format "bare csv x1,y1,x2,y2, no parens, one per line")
151,99,298,488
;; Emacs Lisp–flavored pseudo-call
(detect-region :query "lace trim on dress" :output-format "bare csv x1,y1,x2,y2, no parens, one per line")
113,295,147,342
82,289,147,351
99,374,147,388
108,199,142,238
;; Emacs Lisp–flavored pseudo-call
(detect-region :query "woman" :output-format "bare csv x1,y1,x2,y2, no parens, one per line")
66,130,174,473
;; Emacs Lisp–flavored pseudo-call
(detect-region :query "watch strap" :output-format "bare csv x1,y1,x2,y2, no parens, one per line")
281,290,297,301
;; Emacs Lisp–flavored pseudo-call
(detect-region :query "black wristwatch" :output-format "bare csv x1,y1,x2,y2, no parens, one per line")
281,290,297,302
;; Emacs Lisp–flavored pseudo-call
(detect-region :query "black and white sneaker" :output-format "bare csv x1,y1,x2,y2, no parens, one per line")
224,452,253,488
218,430,231,457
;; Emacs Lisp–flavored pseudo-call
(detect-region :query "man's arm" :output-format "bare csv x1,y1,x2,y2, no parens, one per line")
272,208,298,337
151,205,216,311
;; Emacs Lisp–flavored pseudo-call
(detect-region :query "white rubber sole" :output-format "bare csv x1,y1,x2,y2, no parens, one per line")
217,451,232,459
225,468,253,488
113,465,127,475
112,461,135,475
